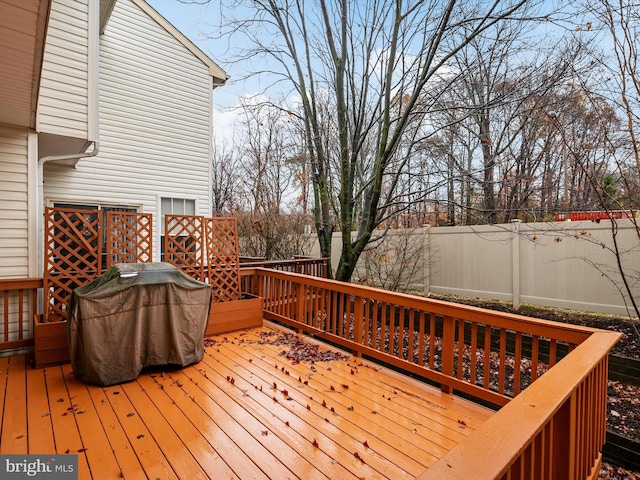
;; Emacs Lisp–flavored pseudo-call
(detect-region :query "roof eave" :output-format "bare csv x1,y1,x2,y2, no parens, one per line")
129,0,227,85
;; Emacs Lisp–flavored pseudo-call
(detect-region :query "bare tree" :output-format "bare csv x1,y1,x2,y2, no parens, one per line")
211,133,241,215
554,0,640,317
209,0,554,281
238,101,293,216
356,228,426,293
233,100,314,259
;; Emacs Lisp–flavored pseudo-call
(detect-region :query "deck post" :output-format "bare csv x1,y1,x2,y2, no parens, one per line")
511,219,521,310
441,315,455,393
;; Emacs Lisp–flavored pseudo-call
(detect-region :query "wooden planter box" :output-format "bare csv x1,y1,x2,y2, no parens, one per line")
33,314,70,367
206,294,263,335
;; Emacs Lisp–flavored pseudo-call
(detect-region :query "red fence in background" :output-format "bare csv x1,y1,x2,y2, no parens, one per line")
554,210,636,222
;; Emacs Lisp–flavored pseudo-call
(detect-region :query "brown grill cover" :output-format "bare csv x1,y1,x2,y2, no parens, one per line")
67,263,211,386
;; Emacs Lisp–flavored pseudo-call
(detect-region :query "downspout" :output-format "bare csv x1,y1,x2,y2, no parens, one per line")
36,141,100,277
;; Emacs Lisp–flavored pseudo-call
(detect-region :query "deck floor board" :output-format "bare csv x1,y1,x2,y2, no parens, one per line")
230,330,465,452
176,365,330,480
105,383,179,480
194,346,388,479
26,366,56,454
1,355,27,454
207,330,425,477
0,325,494,479
61,364,123,480
44,365,92,478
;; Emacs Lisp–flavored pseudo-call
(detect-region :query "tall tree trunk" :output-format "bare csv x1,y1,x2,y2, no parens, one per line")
480,112,496,223
447,152,456,225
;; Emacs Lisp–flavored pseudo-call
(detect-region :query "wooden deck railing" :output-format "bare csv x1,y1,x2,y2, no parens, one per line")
240,256,328,275
0,278,41,352
1,269,620,478
420,333,612,479
243,267,620,480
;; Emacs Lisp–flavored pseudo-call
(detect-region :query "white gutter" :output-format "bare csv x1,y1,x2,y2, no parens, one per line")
38,140,100,165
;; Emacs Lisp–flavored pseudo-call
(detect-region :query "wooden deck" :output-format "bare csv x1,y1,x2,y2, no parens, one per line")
0,324,493,479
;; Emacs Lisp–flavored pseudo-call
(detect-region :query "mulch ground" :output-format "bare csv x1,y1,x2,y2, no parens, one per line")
428,293,640,479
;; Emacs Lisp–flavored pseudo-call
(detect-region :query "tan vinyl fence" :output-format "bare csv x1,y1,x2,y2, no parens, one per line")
310,219,640,317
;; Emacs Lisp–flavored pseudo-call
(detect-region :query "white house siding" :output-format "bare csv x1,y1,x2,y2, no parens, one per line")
37,0,89,139
0,126,29,278
43,0,213,259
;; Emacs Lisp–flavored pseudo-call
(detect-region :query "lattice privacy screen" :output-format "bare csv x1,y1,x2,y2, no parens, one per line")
44,207,102,321
43,208,242,320
43,207,154,321
165,215,240,302
206,217,241,302
163,214,205,282
106,211,153,268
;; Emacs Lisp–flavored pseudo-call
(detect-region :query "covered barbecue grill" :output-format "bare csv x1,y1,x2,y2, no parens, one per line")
67,262,211,386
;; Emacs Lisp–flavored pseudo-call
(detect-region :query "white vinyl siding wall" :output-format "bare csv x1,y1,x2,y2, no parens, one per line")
0,126,29,278
43,0,213,260
37,0,89,138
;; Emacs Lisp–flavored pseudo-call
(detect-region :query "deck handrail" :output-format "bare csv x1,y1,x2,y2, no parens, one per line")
240,257,328,278
243,267,619,479
0,277,42,351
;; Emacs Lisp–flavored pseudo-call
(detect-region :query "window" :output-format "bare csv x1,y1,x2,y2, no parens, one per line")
159,197,197,262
